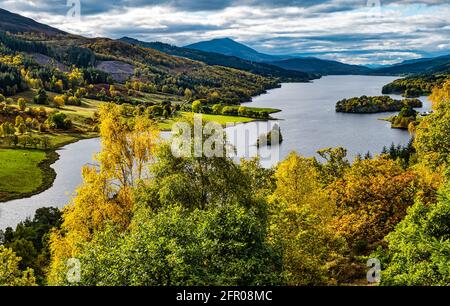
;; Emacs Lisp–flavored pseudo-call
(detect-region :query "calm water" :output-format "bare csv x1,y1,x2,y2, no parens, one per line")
227,75,432,167
0,75,432,229
0,138,101,229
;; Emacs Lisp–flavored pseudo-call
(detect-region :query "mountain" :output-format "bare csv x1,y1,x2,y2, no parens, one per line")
120,37,315,82
185,38,282,62
186,38,375,75
0,8,286,105
0,8,65,35
373,54,450,75
268,57,374,75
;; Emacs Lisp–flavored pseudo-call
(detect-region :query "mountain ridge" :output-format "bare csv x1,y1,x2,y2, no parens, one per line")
0,8,66,35
186,37,374,75
120,36,316,82
185,38,284,62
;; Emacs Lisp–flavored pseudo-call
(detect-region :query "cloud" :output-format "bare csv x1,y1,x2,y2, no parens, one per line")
0,0,449,64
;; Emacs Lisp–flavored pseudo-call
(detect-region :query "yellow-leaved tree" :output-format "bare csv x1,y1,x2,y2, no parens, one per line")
47,103,159,284
415,78,450,170
268,152,345,285
0,246,37,286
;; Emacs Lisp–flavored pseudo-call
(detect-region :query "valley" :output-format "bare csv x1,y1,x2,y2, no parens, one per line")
0,4,450,288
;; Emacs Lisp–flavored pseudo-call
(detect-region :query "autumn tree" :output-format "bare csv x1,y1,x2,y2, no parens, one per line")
329,157,417,253
191,100,202,113
17,98,26,111
53,95,65,108
268,152,345,285
415,78,450,170
48,103,159,284
0,246,36,286
54,122,281,286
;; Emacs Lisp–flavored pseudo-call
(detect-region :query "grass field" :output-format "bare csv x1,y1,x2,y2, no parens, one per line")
0,149,56,202
158,112,255,131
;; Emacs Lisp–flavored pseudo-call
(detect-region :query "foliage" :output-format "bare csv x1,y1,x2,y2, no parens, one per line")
328,157,417,253
0,246,37,286
48,104,158,284
0,61,26,96
61,201,280,286
382,74,449,97
376,178,450,285
415,79,450,169
33,88,48,105
268,152,345,285
45,112,71,130
0,207,62,285
336,95,422,113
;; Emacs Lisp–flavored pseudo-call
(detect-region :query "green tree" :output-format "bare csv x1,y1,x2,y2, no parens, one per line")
191,100,202,113
33,88,48,105
62,202,280,286
377,178,450,285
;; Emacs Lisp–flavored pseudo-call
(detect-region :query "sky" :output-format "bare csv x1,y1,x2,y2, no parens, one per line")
0,0,449,65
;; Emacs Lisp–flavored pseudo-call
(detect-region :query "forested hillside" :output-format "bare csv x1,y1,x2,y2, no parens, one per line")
119,37,316,82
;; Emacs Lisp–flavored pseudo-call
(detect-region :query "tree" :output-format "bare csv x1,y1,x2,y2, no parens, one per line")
191,100,202,113
53,95,65,108
208,91,220,104
45,113,72,130
329,157,417,253
415,79,450,170
268,152,345,285
377,178,450,285
238,106,247,117
17,122,27,135
314,147,350,185
17,98,26,111
58,201,281,286
15,115,24,127
50,123,281,285
0,246,37,286
184,88,193,101
0,122,15,137
33,88,48,105
48,104,159,284
96,103,159,187
211,104,223,115
146,118,252,211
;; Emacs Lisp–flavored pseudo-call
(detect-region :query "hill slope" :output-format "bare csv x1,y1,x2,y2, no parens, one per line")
186,38,374,75
0,8,65,35
373,54,450,75
185,38,281,62
269,57,374,75
120,37,315,81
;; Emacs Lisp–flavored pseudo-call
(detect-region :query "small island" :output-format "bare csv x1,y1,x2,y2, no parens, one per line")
257,124,283,147
335,95,422,113
386,106,418,130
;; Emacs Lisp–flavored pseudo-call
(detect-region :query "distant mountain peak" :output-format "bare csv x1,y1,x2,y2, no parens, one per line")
185,37,280,62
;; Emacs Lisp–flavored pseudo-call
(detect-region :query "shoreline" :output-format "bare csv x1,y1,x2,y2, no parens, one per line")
0,133,99,204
